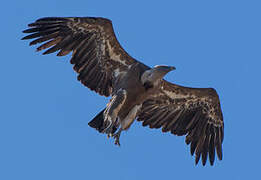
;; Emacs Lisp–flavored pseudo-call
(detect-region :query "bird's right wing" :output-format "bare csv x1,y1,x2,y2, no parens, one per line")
22,17,147,96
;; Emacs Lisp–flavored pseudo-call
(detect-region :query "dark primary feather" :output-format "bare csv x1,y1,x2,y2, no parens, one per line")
138,80,224,166
22,17,141,96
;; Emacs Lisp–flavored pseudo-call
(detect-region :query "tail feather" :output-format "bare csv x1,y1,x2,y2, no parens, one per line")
88,108,105,133
88,108,118,134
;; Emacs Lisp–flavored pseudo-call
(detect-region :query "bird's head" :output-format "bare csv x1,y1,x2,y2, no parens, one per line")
141,65,175,88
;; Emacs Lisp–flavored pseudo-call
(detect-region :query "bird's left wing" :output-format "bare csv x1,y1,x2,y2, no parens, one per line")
137,80,224,166
22,17,142,96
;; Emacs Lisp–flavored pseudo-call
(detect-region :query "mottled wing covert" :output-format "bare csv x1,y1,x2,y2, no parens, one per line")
138,80,224,166
22,17,139,96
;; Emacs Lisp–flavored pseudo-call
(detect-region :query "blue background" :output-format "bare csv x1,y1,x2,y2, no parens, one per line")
1,0,260,179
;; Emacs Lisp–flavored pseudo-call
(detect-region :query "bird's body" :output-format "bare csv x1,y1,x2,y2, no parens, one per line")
92,63,165,143
112,63,148,123
22,16,224,166
98,63,148,139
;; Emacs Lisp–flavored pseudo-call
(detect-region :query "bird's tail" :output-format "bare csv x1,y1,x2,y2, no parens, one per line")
88,108,106,133
88,108,119,134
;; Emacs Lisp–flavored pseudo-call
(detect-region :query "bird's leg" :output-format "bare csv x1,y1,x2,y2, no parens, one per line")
113,128,122,146
106,118,120,138
107,133,113,139
102,116,114,135
102,89,126,137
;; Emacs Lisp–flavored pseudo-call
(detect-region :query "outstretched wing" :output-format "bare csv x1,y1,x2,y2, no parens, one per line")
22,17,140,96
138,80,224,166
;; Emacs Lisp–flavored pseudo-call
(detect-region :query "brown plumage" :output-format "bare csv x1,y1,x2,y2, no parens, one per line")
22,16,224,166
137,81,224,166
22,17,137,96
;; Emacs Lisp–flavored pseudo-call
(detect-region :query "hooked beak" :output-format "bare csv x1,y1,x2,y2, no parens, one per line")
168,66,176,71
154,65,176,73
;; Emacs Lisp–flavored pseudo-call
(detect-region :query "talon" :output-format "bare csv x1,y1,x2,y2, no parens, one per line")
114,138,120,146
113,128,122,146
114,134,120,146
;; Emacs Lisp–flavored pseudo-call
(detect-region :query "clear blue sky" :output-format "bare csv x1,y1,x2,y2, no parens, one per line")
1,0,260,179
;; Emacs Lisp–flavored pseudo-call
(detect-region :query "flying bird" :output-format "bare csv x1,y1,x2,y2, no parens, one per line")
22,17,224,166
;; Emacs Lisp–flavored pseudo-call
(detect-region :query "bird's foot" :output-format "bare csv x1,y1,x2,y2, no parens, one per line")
113,128,122,146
